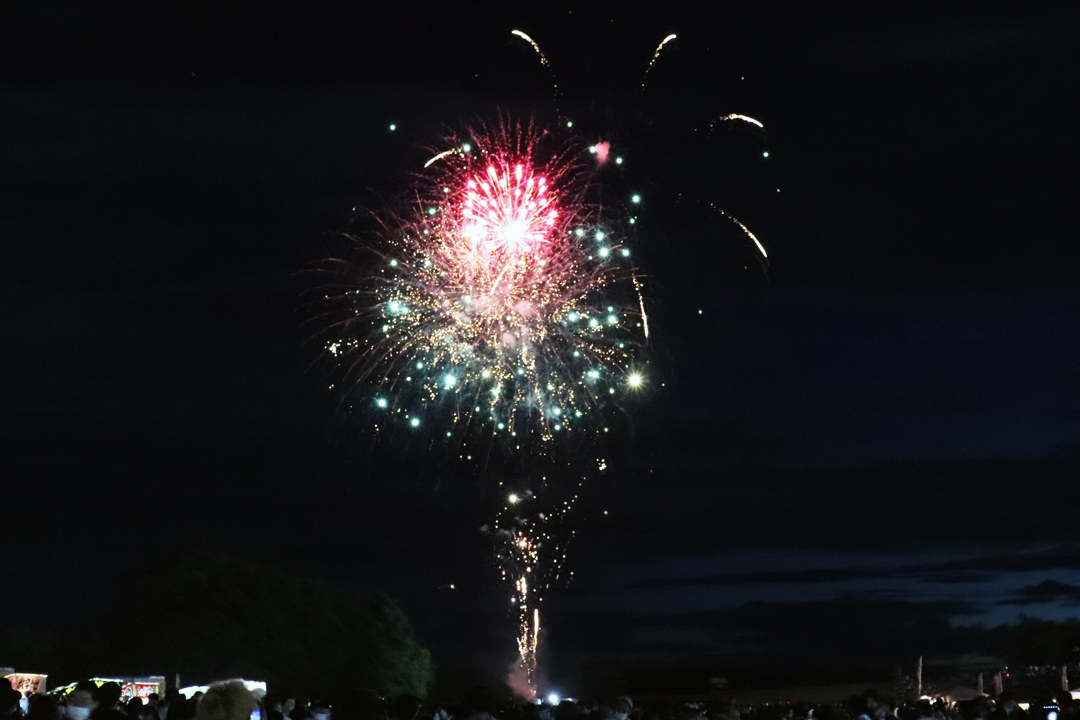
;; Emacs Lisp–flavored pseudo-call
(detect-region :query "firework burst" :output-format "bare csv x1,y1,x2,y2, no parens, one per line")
321,119,648,446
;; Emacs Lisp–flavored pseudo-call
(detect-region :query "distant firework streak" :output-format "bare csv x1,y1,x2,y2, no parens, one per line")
322,119,648,446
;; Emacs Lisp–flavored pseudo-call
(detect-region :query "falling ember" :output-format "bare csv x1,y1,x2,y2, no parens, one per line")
713,205,768,259
713,113,765,129
642,33,678,91
511,30,559,100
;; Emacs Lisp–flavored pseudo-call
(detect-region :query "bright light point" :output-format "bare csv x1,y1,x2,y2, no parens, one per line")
416,361,424,369
389,259,398,267
498,423,506,430
628,373,643,388
567,312,578,321
462,143,471,152
508,493,520,504
598,247,609,258
427,207,437,215
389,124,396,131
588,318,599,328
629,218,636,225
410,417,420,427
482,369,491,378
763,151,770,157
607,314,617,324
595,231,605,240
574,228,584,237
589,145,597,154
615,157,623,164
566,120,573,127
552,408,561,416
621,248,630,256
548,694,560,705
444,375,456,388
631,194,641,203
376,398,388,408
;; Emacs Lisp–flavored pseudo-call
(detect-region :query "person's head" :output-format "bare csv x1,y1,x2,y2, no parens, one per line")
310,701,330,720
2,689,22,715
97,684,123,711
613,700,632,720
196,682,255,720
65,682,100,720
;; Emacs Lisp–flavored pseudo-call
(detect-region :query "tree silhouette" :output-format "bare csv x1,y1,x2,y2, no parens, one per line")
107,553,434,697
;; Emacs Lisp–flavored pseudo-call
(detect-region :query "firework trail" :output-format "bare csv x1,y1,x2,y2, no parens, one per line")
641,33,678,91
512,30,560,101
713,204,769,261
493,485,579,698
320,119,648,446
711,113,765,130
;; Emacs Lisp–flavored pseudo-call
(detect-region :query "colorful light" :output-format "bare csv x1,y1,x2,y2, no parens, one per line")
322,120,648,445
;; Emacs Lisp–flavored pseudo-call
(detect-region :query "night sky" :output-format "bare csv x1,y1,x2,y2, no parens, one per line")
4,0,1080,695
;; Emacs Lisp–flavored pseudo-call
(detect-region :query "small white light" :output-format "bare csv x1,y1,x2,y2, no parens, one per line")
410,417,420,427
631,194,641,203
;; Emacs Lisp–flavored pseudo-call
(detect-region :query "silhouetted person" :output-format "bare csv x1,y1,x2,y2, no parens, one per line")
63,682,99,720
196,682,254,720
26,694,61,720
92,684,125,720
1,688,22,720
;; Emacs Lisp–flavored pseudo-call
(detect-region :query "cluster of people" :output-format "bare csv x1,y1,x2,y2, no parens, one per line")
3,677,1073,720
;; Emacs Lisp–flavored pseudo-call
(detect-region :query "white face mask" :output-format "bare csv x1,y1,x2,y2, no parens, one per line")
615,713,629,720
313,713,330,720
67,707,93,720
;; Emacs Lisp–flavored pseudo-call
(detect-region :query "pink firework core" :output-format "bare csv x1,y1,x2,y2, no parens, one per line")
460,161,559,256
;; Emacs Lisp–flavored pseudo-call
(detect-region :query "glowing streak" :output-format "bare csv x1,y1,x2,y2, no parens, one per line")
424,148,457,168
633,274,649,341
642,33,678,91
714,206,768,259
511,30,559,99
714,113,764,129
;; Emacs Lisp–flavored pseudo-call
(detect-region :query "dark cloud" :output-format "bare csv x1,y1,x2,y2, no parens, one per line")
632,546,1080,590
1000,580,1080,606
545,596,995,680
